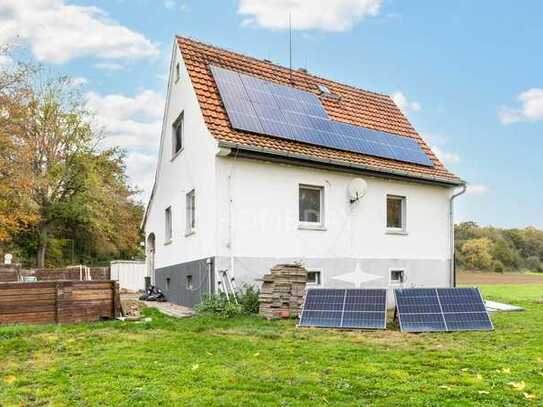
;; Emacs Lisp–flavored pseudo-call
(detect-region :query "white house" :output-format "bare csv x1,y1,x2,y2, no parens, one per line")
142,36,465,307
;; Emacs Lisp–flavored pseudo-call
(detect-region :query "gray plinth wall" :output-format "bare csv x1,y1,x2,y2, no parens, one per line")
154,257,214,308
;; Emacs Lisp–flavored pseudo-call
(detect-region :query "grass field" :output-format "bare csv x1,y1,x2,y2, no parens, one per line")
1,284,542,406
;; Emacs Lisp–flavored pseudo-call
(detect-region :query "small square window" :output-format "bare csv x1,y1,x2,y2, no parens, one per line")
186,189,195,234
164,207,173,243
299,185,324,226
390,270,405,284
186,275,193,290
172,112,184,157
387,195,406,231
306,270,321,285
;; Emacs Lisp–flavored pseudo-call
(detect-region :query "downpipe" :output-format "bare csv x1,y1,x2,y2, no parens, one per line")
450,184,467,287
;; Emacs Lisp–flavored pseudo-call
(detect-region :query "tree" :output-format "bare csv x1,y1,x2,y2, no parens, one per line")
461,238,494,271
0,46,38,243
1,62,143,267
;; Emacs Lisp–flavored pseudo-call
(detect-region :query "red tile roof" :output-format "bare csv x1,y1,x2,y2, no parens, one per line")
177,36,462,185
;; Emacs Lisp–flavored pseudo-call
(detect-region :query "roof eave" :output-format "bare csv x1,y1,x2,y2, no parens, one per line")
217,141,465,187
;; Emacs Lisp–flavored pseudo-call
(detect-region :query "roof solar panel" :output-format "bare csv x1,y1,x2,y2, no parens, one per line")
394,288,493,333
210,65,433,167
299,288,386,329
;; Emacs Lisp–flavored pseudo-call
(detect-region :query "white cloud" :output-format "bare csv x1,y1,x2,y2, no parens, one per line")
432,145,460,164
391,91,421,114
238,0,382,31
125,152,157,201
465,184,488,196
85,90,164,197
499,88,543,124
0,0,159,64
0,54,13,67
95,62,125,71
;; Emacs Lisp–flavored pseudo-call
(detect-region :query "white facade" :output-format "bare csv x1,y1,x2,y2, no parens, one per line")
143,40,460,307
144,43,218,271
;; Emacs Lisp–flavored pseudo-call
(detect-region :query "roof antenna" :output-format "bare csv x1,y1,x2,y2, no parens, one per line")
289,12,293,83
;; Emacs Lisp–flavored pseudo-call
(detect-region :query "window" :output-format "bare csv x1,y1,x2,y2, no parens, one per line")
186,189,195,234
386,195,406,232
299,185,324,226
175,62,180,83
186,275,193,290
165,206,173,243
306,270,321,286
166,277,171,290
172,112,184,157
390,269,405,284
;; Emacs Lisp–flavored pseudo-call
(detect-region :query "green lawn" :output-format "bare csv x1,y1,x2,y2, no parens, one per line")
1,285,542,406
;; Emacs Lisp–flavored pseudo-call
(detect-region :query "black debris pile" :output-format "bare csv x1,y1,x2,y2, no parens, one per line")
139,285,166,302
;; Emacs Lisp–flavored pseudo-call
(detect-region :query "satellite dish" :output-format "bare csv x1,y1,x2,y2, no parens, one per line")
348,178,368,203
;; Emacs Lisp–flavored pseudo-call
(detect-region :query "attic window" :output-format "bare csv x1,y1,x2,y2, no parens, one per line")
317,84,331,95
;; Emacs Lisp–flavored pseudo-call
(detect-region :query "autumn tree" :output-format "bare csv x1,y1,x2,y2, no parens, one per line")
1,58,143,267
0,46,39,243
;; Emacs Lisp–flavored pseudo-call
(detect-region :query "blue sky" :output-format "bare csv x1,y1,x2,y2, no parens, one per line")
1,0,542,228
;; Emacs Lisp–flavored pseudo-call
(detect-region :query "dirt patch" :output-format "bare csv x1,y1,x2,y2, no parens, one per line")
457,271,543,285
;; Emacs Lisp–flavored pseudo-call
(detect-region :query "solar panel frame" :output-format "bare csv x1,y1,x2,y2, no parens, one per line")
210,65,433,167
299,288,387,330
394,288,494,333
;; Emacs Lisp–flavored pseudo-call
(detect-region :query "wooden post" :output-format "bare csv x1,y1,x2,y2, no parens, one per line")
55,282,65,323
112,281,121,318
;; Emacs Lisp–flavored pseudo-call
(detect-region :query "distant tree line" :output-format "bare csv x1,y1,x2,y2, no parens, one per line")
456,222,543,273
0,45,144,268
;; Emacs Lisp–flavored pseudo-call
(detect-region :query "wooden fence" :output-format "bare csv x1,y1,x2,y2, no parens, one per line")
0,264,21,283
0,266,110,283
0,281,121,325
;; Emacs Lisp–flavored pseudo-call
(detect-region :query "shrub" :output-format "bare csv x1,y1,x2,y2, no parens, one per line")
195,284,260,318
195,292,242,318
493,260,505,274
238,284,260,314
525,256,543,273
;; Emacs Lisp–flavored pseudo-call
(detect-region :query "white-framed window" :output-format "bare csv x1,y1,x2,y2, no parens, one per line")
386,195,406,233
172,112,184,158
306,270,322,286
299,184,324,227
175,62,180,83
390,269,405,284
186,189,196,235
186,275,193,290
165,206,173,243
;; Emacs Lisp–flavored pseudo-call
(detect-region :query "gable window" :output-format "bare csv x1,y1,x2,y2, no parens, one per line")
165,206,173,243
390,269,405,284
386,195,406,233
299,185,324,227
172,112,184,158
175,62,180,83
186,189,195,234
306,270,321,286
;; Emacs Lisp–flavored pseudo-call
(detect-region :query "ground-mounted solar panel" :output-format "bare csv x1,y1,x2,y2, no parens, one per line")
437,288,494,331
394,288,493,333
299,288,387,329
210,65,433,167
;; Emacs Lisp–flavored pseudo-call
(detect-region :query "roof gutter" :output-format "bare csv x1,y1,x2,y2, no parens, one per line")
217,141,465,187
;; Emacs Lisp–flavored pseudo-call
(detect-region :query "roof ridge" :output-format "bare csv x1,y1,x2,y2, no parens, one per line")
175,35,392,100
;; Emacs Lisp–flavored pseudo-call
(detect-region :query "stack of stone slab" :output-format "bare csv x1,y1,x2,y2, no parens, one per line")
259,264,307,319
